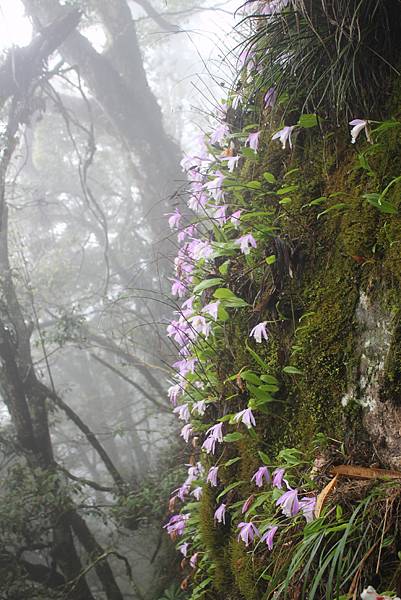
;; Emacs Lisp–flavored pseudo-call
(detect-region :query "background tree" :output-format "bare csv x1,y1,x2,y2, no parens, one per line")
0,0,236,598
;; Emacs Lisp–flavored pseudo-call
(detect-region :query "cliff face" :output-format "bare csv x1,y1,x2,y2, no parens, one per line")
166,3,401,599
193,126,401,600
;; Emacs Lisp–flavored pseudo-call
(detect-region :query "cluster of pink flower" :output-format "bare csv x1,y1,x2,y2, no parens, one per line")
164,93,280,552
212,465,316,551
163,105,273,557
163,462,204,565
166,100,275,443
165,457,316,557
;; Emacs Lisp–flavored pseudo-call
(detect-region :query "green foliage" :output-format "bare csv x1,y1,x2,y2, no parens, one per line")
240,0,401,118
157,583,187,600
261,483,400,600
115,462,186,527
0,464,73,599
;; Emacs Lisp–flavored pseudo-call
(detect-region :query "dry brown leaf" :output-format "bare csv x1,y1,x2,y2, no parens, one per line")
236,373,245,391
222,147,234,157
314,475,338,518
180,577,190,591
330,465,401,480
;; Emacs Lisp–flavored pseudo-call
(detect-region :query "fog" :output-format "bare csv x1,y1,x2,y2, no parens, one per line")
0,1,240,598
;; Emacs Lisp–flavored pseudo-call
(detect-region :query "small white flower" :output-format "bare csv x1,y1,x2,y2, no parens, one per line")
272,125,295,150
249,321,268,343
349,119,372,144
221,155,241,172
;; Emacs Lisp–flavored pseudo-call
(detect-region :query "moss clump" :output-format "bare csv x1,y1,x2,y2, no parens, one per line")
229,540,260,600
380,217,401,286
383,311,401,405
199,485,232,593
288,252,359,445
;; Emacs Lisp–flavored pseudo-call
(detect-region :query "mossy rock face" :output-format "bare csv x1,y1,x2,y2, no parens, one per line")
185,49,401,597
384,312,401,405
198,126,401,597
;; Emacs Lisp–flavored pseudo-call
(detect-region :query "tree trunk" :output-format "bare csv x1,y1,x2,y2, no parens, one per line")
22,0,183,238
0,66,127,600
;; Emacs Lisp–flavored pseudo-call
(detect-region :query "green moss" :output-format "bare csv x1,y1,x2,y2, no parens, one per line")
199,485,232,593
229,540,260,600
383,311,401,404
237,437,259,485
199,486,232,592
380,217,401,285
289,235,361,439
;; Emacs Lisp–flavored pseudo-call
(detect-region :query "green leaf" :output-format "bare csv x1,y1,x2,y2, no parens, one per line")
329,191,351,199
213,288,249,308
233,190,244,203
276,185,298,195
246,382,270,401
263,171,276,184
246,180,262,190
241,147,259,161
217,479,245,501
247,493,271,514
240,211,273,220
317,203,347,218
240,371,262,385
212,247,237,259
303,196,327,208
279,196,292,205
259,384,279,393
298,114,319,128
260,374,279,385
258,450,271,464
283,365,303,375
248,427,258,439
193,278,223,294
265,255,276,265
224,457,241,467
219,260,230,275
242,123,260,132
283,167,300,179
255,225,277,235
213,287,238,299
278,447,304,465
363,192,397,214
213,241,239,251
218,305,229,321
225,298,248,308
371,119,401,136
223,432,244,443
248,397,271,410
246,342,270,371
310,196,327,205
357,153,374,175
192,577,212,596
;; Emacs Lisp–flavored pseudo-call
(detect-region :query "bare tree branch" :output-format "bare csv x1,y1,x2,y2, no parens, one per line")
0,8,81,103
42,383,126,489
90,353,170,413
57,464,115,493
131,0,180,32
